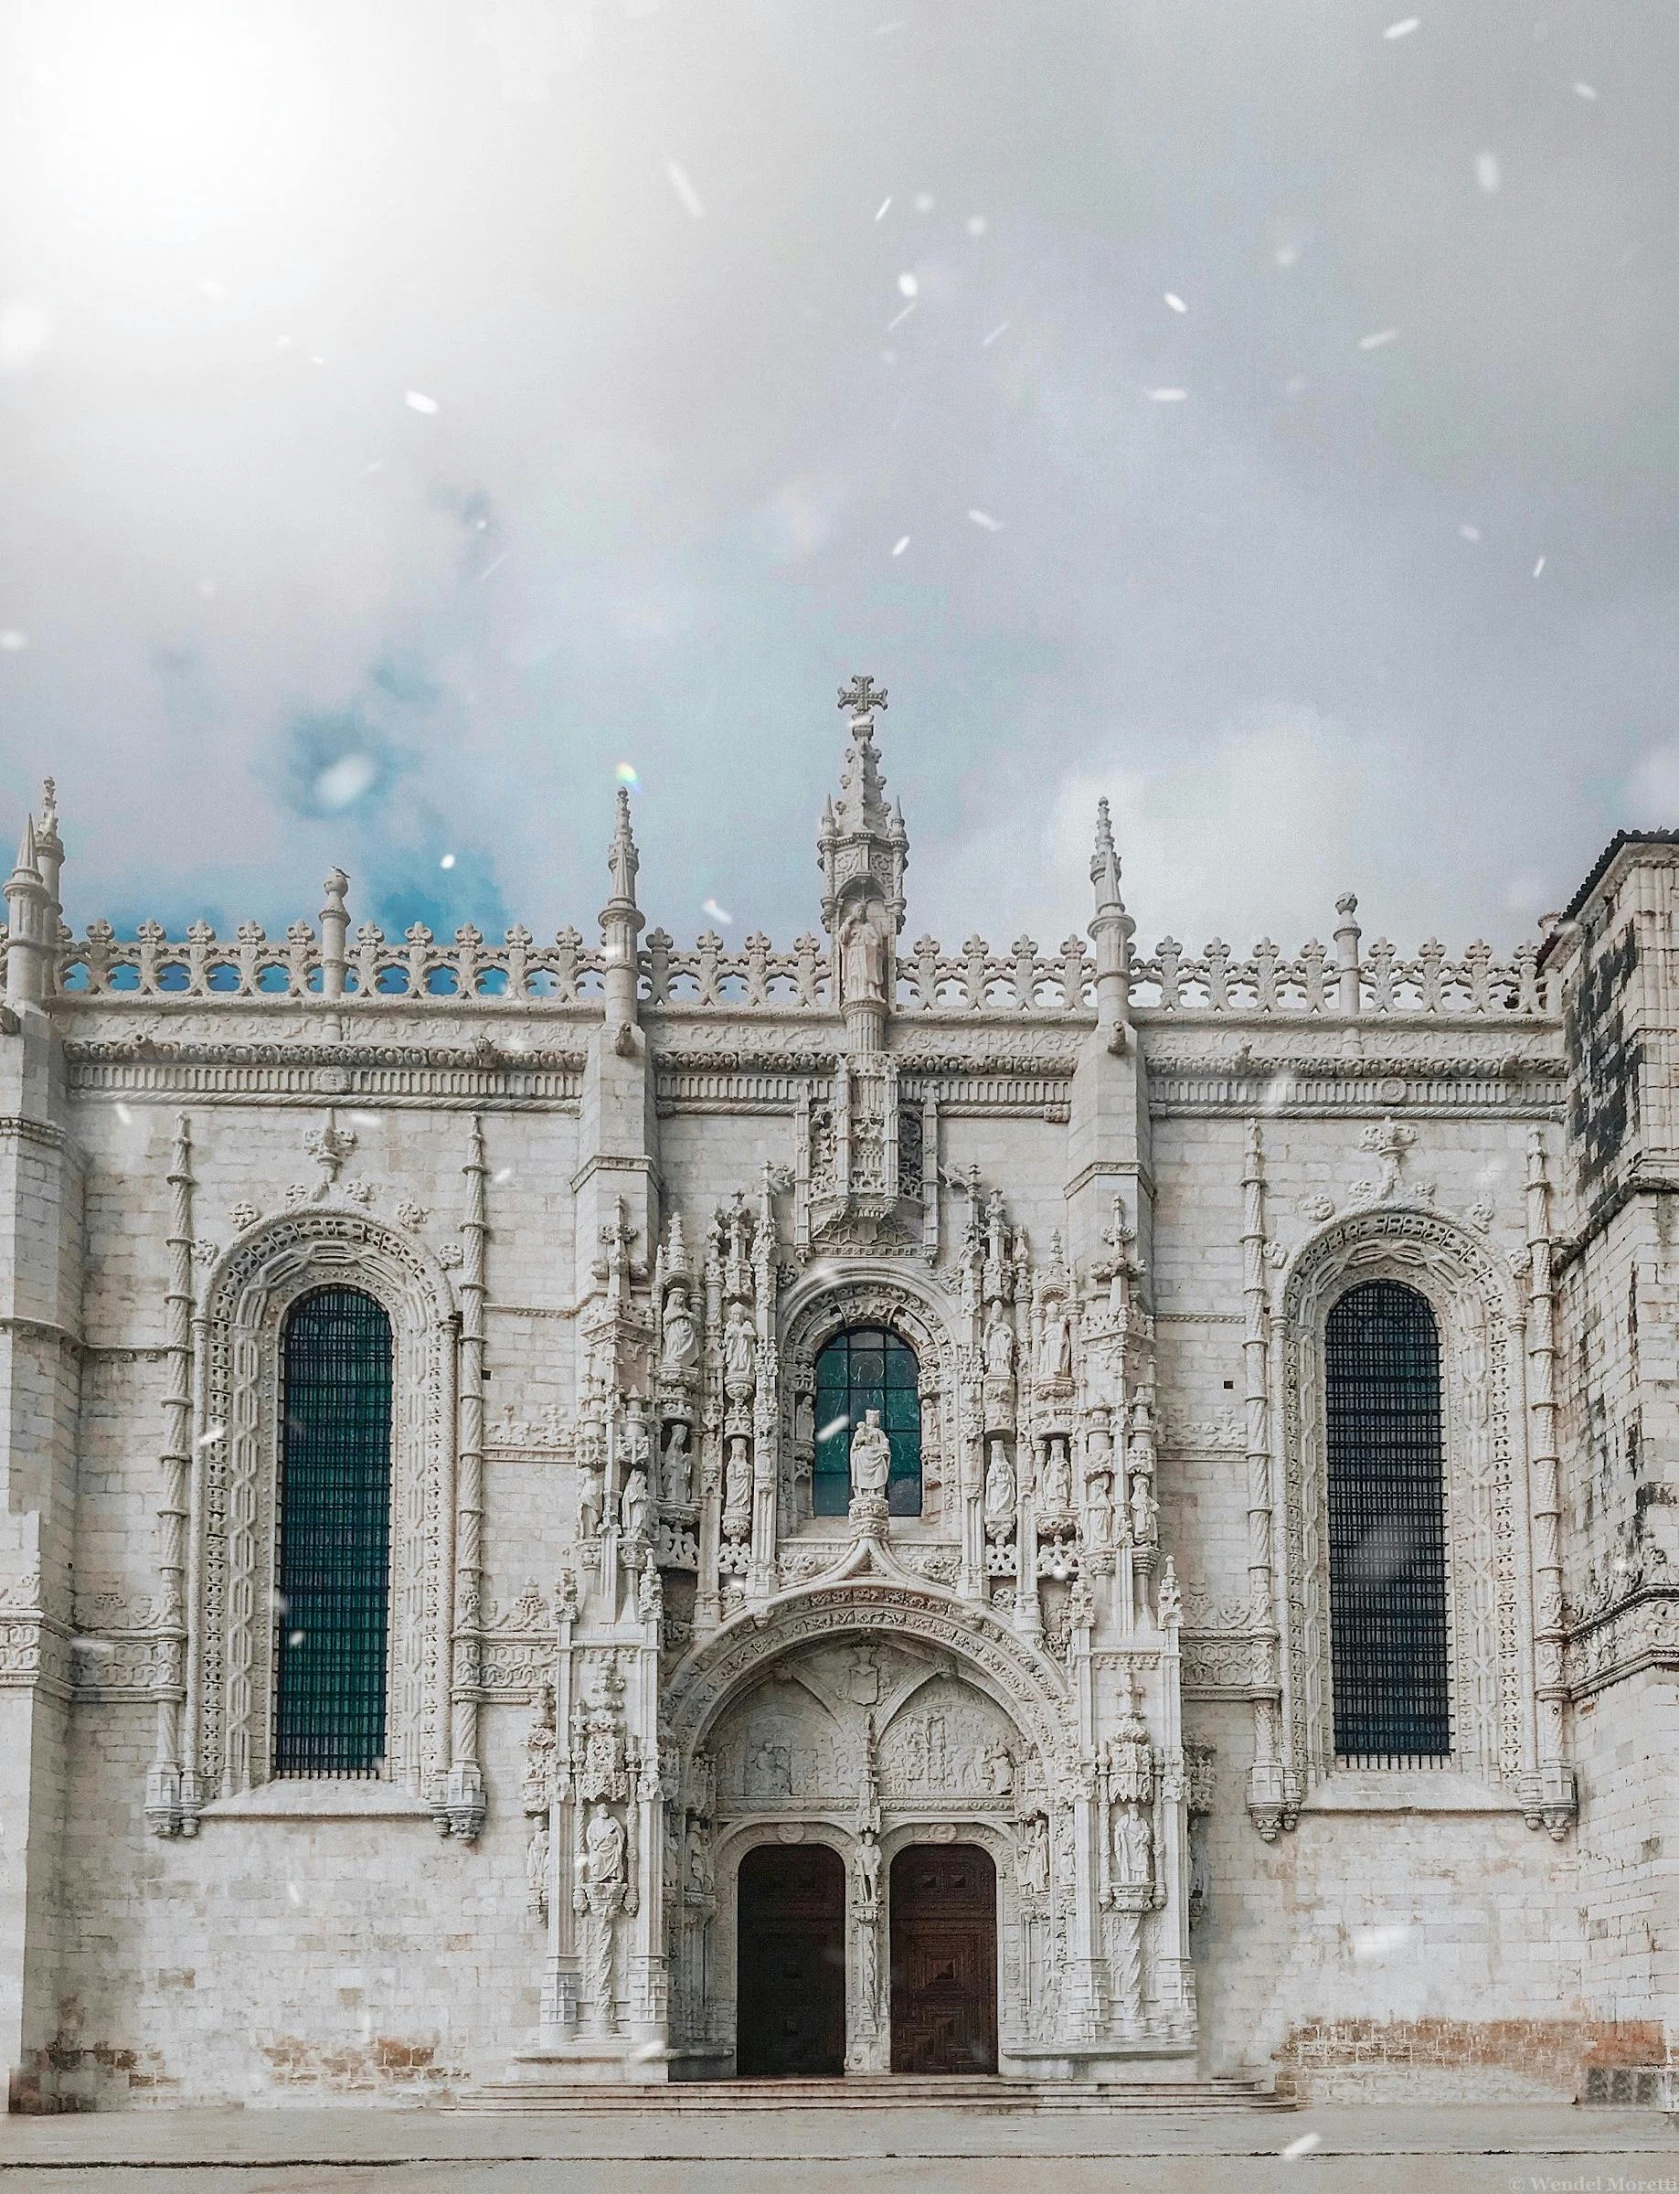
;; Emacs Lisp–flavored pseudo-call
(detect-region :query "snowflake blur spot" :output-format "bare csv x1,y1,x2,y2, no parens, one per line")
897,272,918,297
197,577,217,599
115,1102,133,1127
1274,242,1299,267
1533,556,1546,577
439,853,456,870
615,762,639,790
1574,80,1597,98
196,1423,226,1448
701,897,733,925
874,196,891,220
981,322,1010,347
286,1882,302,1907
818,1415,850,1443
1460,524,1481,541
967,508,1003,531
1358,328,1398,349
913,192,934,212
492,1167,513,1185
1383,16,1419,36
665,160,705,219
405,390,439,414
0,630,27,651
1281,2133,1322,2159
1144,387,1189,401
287,1630,305,1648
891,535,910,557
966,215,986,236
315,753,376,810
198,276,227,299
1475,150,1500,192
886,303,915,331
1164,291,1187,312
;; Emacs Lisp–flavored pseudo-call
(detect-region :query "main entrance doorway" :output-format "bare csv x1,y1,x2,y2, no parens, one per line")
889,1843,999,2074
735,1843,846,2077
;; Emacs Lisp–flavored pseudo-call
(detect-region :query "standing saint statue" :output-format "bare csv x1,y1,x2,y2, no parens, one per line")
722,1303,756,1395
983,1438,1017,1528
660,1285,700,1379
848,1409,892,1500
839,905,887,1004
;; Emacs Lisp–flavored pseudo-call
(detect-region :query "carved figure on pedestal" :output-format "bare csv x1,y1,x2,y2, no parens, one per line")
849,1409,892,1500
1037,1305,1073,1384
1113,1803,1154,1891
578,1443,605,1540
839,904,889,1004
723,1304,757,1395
577,1802,629,2034
984,1311,1016,1385
722,1436,752,1534
526,1820,550,1919
661,1421,693,1506
1017,1813,1050,1899
661,1284,700,1380
621,1463,650,1540
1129,1472,1158,1547
1039,1436,1073,1517
984,1438,1017,1529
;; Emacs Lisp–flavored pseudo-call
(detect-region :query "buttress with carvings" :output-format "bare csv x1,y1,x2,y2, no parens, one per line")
0,680,1674,2108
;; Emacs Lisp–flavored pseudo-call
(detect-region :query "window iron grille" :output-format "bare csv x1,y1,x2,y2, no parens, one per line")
1324,1279,1452,1764
274,1287,394,1777
812,1326,922,1518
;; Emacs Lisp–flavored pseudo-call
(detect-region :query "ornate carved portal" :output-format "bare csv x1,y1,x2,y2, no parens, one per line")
889,1843,998,2074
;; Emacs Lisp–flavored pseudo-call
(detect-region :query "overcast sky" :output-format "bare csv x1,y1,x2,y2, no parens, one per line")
0,0,1673,965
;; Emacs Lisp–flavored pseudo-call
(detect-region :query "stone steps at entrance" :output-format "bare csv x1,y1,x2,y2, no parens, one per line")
465,2074,1291,2113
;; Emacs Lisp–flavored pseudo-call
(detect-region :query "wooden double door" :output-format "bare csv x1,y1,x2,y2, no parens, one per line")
735,1844,847,2078
889,1843,999,2075
733,1839,1000,2079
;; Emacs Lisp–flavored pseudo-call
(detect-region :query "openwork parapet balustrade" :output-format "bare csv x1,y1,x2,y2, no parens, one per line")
20,913,1556,1017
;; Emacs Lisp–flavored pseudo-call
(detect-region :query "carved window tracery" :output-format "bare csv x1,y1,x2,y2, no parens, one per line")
1324,1280,1451,1765
1281,1206,1528,1794
190,1211,458,1812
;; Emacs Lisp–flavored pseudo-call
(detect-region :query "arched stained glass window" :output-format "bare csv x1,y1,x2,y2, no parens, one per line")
1325,1279,1451,1764
813,1327,922,1519
275,1287,394,1776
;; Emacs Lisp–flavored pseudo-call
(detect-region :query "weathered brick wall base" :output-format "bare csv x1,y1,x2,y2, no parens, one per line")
1275,2018,1666,2104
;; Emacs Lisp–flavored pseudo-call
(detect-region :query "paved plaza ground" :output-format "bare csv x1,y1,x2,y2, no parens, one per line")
1,2100,1677,2194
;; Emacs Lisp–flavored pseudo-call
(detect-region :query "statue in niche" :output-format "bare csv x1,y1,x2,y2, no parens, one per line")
687,1822,713,1898
722,1436,752,1531
578,1444,605,1540
794,1392,815,1446
1038,1303,1073,1382
855,1828,882,1911
984,1438,1017,1527
661,1285,700,1380
580,1803,627,1902
525,1820,550,1919
661,1421,693,1506
1130,1472,1159,1546
621,1463,650,1539
983,1312,1016,1384
839,903,889,1004
1039,1437,1073,1515
848,1410,892,1500
1017,1813,1050,1898
723,1304,756,1395
1113,1803,1154,1891
622,1409,651,1478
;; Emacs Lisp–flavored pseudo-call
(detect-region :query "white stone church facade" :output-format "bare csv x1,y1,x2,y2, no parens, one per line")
0,678,1673,2107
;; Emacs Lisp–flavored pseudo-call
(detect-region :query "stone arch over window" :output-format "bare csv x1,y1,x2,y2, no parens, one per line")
781,1275,957,1530
189,1211,460,1811
274,1285,395,1776
1323,1279,1451,1765
1281,1205,1530,1792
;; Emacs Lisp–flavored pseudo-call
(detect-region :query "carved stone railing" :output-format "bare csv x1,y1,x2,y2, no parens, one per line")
39,915,1557,1019
56,920,610,1001
1129,936,1552,1017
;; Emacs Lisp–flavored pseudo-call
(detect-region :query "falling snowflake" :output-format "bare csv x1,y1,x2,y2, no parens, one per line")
616,762,639,789
701,897,733,925
1358,328,1398,350
981,323,1010,347
897,272,918,297
1144,387,1189,401
1164,292,1187,313
891,536,910,557
965,215,987,236
1383,16,1419,37
440,853,456,870
0,630,26,651
405,390,439,414
1533,556,1546,577
1574,81,1597,99
1460,524,1481,541
1475,151,1500,192
967,509,1003,531
665,161,705,218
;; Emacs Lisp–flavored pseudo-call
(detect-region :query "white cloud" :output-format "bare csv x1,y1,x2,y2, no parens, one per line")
914,708,1409,956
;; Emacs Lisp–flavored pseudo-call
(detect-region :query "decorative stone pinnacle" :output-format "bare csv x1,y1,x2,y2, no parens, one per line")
606,785,640,909
838,674,887,718
1090,797,1124,914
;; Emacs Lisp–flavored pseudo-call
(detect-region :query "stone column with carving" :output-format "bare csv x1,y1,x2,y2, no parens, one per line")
146,1114,194,1836
1239,1121,1289,1840
444,1115,488,1838
1151,1562,1195,2033
540,1579,582,2040
628,1568,669,2054
1520,1128,1577,1837
748,1170,780,1600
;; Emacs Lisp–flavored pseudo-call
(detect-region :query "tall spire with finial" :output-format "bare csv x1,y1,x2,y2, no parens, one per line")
600,784,644,1035
1088,797,1134,1033
819,675,908,941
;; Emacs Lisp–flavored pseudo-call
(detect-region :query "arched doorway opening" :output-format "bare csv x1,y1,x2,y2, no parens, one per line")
735,1843,846,2078
889,1844,999,2074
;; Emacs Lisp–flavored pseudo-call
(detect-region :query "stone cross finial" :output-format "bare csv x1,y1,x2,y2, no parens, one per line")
606,786,639,906
838,674,887,717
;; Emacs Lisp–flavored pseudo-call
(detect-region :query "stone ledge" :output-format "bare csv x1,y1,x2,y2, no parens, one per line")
198,1781,436,1821
1297,1770,1523,1815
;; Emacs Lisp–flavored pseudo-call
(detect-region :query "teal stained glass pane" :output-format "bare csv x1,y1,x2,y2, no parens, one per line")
810,1326,921,1518
275,1287,393,1776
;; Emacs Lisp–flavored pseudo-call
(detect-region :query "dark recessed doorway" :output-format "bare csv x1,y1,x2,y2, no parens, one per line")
735,1843,846,2078
889,1843,999,2074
